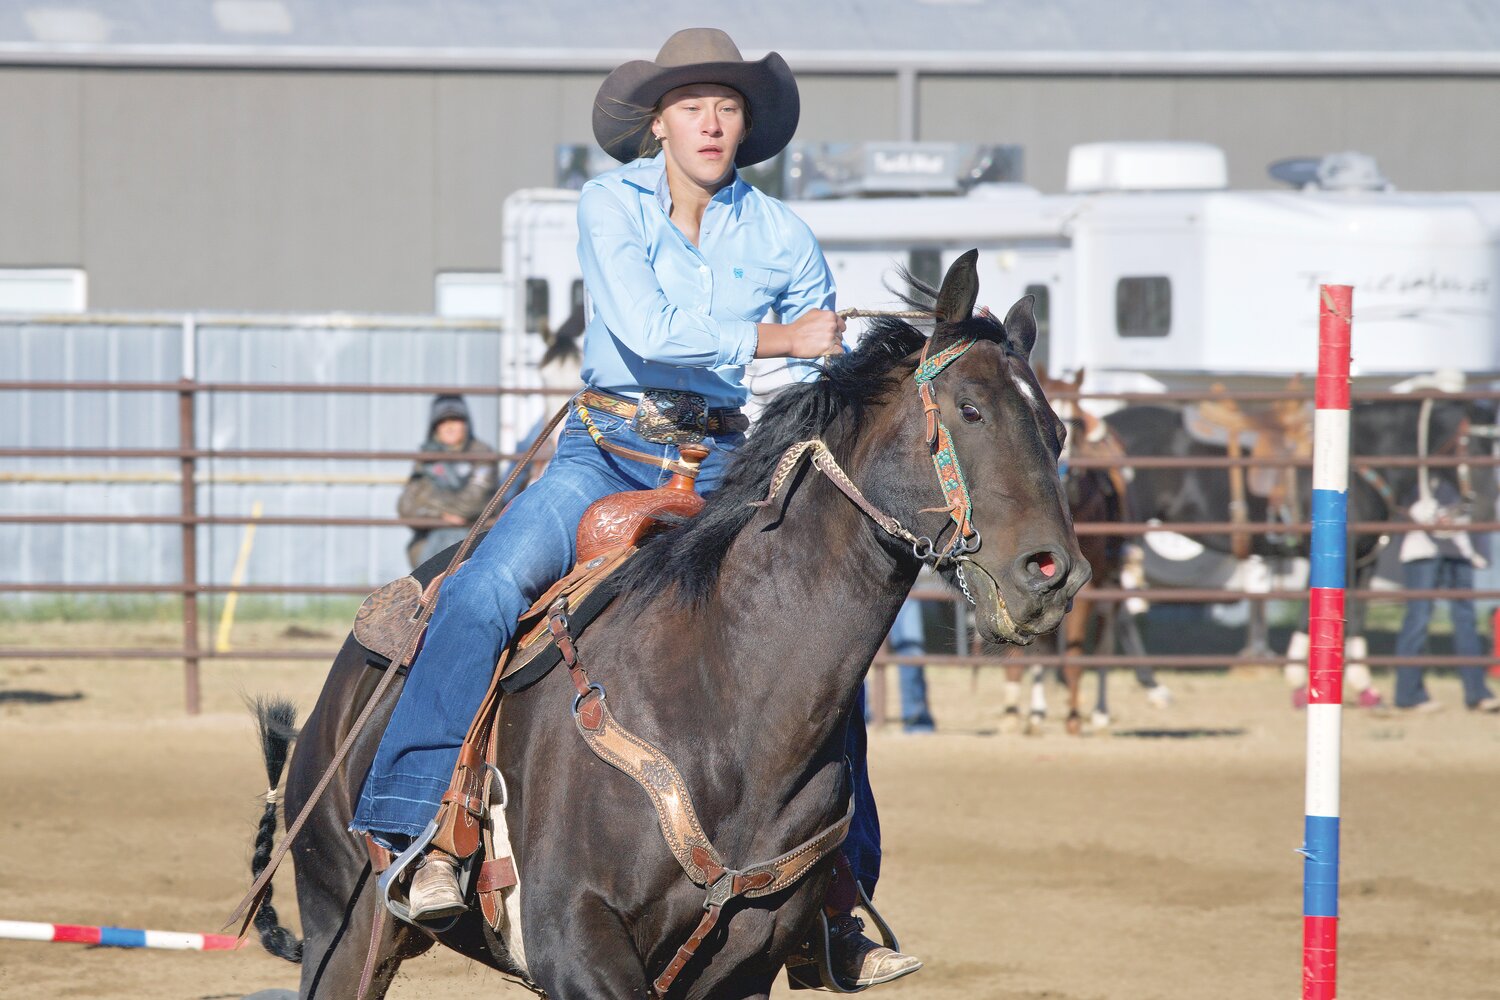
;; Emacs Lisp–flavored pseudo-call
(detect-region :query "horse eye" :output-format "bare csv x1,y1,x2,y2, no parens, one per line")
960,403,983,423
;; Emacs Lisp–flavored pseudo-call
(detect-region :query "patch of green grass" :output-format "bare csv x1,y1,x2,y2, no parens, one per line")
0,593,363,626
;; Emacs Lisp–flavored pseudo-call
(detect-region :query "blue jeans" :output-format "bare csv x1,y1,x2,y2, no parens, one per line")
888,600,934,732
1393,557,1494,708
353,407,883,892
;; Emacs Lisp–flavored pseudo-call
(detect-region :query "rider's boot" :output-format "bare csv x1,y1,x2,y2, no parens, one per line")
407,848,465,922
825,910,923,988
823,852,921,988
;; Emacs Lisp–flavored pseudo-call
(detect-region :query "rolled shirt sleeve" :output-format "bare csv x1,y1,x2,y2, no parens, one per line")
774,214,837,324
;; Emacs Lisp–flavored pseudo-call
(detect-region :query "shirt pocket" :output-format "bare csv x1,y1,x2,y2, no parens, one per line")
718,265,788,321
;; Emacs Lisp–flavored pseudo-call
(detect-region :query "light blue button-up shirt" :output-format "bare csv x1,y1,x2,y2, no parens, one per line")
576,153,836,409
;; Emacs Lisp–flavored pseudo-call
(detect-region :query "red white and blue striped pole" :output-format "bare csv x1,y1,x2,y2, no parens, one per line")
1303,284,1352,1000
0,919,240,951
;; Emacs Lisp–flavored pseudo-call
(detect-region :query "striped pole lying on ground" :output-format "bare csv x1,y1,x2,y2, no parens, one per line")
0,919,240,951
1302,284,1352,1000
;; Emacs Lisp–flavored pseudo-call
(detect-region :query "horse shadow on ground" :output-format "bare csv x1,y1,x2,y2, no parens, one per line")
0,689,85,705
1111,727,1247,739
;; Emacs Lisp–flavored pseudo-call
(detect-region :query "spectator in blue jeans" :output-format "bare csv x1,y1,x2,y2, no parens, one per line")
886,599,936,732
1393,477,1499,713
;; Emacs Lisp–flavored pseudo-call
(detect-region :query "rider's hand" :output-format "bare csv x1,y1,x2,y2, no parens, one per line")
785,309,846,358
440,513,467,526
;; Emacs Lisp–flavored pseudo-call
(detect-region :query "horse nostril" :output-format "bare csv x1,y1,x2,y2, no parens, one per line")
1016,549,1068,590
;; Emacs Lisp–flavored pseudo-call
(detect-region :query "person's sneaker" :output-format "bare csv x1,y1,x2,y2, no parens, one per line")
1291,686,1308,710
1396,700,1444,714
826,914,922,988
1468,697,1500,713
1145,684,1173,709
1357,688,1386,710
407,850,465,922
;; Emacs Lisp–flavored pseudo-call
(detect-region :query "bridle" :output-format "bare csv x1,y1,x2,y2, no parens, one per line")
751,332,986,602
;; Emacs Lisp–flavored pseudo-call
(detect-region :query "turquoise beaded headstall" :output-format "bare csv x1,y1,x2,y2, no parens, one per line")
911,335,982,564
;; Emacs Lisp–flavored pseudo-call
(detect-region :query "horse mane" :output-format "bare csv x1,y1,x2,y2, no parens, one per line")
603,277,1014,612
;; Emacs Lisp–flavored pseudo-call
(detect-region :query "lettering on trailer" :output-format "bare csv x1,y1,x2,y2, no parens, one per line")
870,150,949,176
1297,270,1489,300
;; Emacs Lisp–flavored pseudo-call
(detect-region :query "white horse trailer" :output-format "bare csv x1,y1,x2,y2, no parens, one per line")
494,142,1500,437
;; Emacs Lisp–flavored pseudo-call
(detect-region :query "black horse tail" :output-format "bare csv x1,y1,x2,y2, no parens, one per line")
249,695,304,963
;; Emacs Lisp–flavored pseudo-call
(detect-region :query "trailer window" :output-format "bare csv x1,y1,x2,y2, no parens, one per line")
525,278,550,335
1116,276,1171,338
1023,284,1050,370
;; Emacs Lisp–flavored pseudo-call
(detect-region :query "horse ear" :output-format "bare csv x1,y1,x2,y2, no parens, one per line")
1004,294,1038,358
934,249,980,324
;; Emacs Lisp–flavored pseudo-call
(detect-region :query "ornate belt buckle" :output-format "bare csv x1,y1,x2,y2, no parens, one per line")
633,389,708,445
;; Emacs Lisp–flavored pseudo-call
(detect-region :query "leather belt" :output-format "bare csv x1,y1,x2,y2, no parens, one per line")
579,388,749,437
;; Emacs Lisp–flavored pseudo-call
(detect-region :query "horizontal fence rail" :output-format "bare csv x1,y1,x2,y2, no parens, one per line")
5,368,1500,711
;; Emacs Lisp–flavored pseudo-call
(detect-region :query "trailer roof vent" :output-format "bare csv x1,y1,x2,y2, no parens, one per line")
1066,142,1228,194
1268,152,1392,192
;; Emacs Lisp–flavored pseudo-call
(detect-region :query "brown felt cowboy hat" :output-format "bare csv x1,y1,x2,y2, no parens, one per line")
593,27,800,168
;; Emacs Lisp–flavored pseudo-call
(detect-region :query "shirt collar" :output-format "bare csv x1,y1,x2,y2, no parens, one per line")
624,152,747,218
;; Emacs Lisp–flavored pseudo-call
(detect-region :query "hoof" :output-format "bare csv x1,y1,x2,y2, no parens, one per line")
1145,685,1173,709
999,707,1022,734
1090,710,1111,730
1024,711,1045,736
1065,711,1083,736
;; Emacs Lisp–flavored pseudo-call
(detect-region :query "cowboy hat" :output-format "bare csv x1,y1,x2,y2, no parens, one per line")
592,27,799,168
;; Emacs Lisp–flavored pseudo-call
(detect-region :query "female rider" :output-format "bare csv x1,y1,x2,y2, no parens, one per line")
352,27,920,989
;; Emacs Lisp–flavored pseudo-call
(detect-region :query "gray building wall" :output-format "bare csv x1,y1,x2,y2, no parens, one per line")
920,75,1500,193
4,66,1500,312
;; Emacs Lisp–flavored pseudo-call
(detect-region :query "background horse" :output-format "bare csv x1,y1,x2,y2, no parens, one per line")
247,253,1088,998
1105,392,1497,699
1000,368,1161,734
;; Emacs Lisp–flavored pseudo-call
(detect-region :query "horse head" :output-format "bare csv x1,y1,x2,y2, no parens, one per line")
894,251,1090,644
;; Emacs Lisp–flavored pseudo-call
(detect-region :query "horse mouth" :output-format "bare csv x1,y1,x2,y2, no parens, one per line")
965,563,1033,645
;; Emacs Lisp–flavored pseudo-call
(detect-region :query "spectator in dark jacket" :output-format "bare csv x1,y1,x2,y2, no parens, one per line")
398,395,499,567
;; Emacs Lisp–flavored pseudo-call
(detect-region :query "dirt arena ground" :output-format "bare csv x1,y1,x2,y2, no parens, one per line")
3,619,1499,999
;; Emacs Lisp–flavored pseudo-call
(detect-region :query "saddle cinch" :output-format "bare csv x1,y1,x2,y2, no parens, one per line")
351,443,896,994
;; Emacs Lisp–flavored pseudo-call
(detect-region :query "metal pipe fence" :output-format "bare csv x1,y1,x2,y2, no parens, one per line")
5,373,1499,711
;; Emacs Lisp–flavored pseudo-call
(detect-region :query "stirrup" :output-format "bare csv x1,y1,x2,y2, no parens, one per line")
785,884,901,993
375,819,474,932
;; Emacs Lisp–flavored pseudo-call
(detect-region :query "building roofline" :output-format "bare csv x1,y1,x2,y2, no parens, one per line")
3,44,1500,76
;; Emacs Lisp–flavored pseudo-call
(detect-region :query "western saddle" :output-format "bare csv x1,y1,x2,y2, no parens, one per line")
1182,379,1313,558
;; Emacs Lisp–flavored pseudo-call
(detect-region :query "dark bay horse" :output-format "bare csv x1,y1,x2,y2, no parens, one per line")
250,252,1089,998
